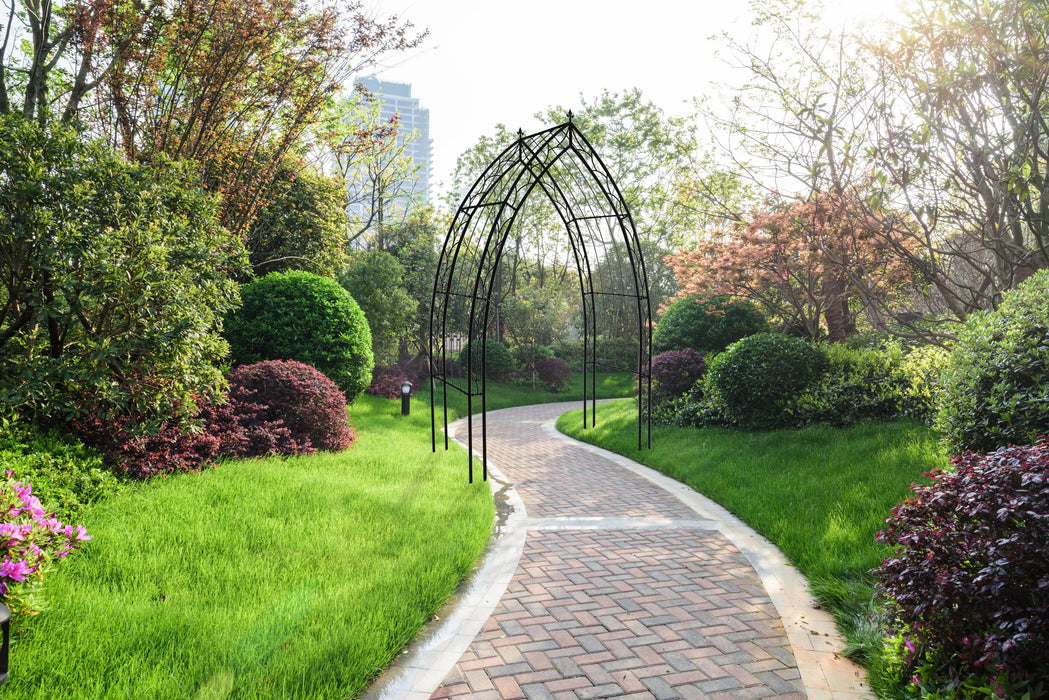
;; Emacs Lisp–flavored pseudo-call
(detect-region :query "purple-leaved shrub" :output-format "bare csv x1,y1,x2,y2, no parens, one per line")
650,349,706,402
875,440,1049,694
534,357,572,392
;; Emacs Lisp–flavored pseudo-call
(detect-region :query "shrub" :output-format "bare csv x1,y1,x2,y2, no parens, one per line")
366,365,412,400
458,340,515,381
936,270,1049,454
653,295,768,355
0,475,90,616
791,343,945,427
0,418,123,522
227,360,355,452
534,357,573,392
225,270,374,403
704,333,828,429
649,349,707,403
550,336,639,372
875,440,1049,694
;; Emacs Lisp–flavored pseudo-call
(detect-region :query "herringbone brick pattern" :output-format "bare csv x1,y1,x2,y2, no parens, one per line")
434,402,805,699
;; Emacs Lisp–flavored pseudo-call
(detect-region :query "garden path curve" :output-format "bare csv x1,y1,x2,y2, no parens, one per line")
364,401,873,700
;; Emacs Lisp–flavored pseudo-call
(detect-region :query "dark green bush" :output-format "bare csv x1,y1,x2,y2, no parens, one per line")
550,335,638,372
704,333,829,429
792,343,946,427
0,417,123,522
458,340,515,381
936,270,1049,454
653,295,768,355
225,271,374,403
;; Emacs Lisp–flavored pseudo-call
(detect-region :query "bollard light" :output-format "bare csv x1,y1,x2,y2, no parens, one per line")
0,601,9,686
401,380,412,416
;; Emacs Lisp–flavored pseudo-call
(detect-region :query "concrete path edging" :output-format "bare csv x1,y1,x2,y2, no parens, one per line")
363,402,874,700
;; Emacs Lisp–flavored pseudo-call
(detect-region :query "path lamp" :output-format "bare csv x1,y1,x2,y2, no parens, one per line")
401,380,412,416
0,601,9,685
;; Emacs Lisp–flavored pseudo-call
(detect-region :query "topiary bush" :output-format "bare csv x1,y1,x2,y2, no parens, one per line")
704,333,828,429
534,357,572,392
224,270,374,403
936,270,1049,454
653,295,769,355
649,349,707,403
227,360,355,453
458,339,515,381
875,440,1049,696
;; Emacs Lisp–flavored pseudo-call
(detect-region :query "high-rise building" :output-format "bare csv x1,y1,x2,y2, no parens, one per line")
354,76,432,212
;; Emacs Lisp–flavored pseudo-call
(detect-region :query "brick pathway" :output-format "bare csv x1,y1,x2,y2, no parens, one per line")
430,403,806,699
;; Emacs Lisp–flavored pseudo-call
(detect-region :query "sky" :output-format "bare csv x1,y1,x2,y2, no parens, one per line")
364,0,900,200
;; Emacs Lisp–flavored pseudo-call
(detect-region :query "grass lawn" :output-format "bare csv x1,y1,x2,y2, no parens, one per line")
5,394,494,699
557,399,948,695
418,370,635,417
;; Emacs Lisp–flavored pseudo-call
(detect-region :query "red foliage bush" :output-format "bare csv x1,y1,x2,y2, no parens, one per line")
228,360,356,452
650,349,706,401
366,365,411,399
534,357,572,392
875,440,1049,691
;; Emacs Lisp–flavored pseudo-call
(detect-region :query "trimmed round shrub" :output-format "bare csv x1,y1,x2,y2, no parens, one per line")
535,357,572,392
653,295,769,355
458,339,515,381
936,270,1049,454
704,333,828,429
225,270,373,403
649,349,706,402
227,360,355,452
875,440,1049,694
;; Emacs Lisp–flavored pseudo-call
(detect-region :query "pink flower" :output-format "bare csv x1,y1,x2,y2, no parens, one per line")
0,523,24,541
0,559,30,582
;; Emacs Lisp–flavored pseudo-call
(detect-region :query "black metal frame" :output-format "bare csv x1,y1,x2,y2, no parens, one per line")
429,117,652,481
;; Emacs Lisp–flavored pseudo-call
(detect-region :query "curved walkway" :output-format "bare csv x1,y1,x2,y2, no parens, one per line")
364,402,874,700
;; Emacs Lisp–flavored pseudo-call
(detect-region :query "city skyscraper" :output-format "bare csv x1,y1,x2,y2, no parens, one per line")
353,76,432,212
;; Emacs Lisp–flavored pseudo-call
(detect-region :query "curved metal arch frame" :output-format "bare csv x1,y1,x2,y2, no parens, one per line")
429,119,652,482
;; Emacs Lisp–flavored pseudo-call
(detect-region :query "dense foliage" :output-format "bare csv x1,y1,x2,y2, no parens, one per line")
366,365,413,400
653,295,768,355
226,361,356,453
704,333,829,429
458,340,515,381
0,115,245,427
0,419,123,522
341,250,418,365
649,349,707,402
225,271,374,402
792,343,944,428
534,357,573,393
875,441,1049,696
936,270,1049,454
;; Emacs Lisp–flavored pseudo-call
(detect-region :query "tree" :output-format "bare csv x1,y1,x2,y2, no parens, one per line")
669,193,916,340
1,0,424,235
245,154,348,278
862,0,1049,337
0,115,246,425
333,89,423,247
340,250,417,366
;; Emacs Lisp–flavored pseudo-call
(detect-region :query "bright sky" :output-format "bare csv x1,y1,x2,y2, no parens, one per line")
367,0,900,199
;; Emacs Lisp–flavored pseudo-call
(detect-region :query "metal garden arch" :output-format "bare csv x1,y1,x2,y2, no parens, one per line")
429,116,652,481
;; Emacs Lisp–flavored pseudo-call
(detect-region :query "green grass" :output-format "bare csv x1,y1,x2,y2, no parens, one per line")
557,399,948,695
6,394,494,700
418,370,635,418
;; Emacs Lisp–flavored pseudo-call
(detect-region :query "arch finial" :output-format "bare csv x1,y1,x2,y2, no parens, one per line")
567,109,574,122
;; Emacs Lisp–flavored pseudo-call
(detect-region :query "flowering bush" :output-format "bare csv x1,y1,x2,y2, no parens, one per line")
534,357,572,392
228,360,356,452
0,474,90,615
875,440,1049,695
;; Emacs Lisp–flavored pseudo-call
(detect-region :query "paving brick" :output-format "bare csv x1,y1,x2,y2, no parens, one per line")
427,404,807,700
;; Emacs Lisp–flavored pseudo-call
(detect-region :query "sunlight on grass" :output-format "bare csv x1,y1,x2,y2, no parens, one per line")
557,399,947,692
5,395,494,699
